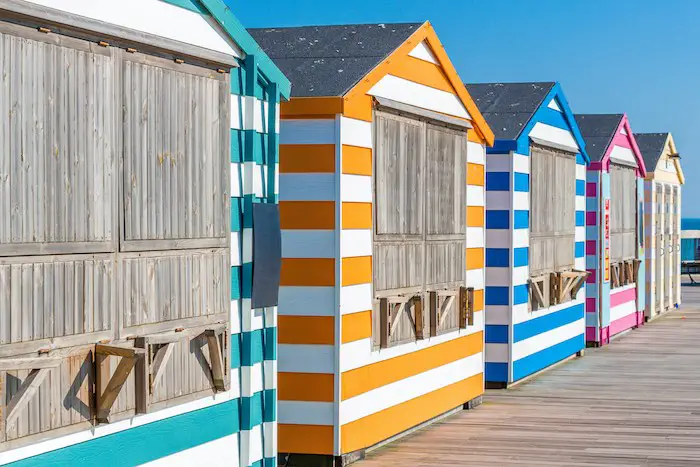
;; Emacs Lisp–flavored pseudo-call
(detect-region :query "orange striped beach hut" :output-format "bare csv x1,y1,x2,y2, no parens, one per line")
250,22,494,465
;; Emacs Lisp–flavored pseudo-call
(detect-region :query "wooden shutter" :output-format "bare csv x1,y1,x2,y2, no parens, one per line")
610,164,636,262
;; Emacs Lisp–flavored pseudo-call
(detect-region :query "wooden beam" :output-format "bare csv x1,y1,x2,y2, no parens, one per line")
467,287,475,326
205,330,226,392
95,344,144,359
429,291,438,337
4,368,51,429
438,296,455,327
150,343,175,393
415,296,425,339
379,298,389,349
96,353,138,423
0,357,62,371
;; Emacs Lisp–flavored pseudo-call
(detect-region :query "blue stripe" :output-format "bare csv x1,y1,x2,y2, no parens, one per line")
230,333,241,368
513,210,529,229
513,284,529,305
534,106,571,131
513,247,528,267
264,326,277,360
576,154,586,165
575,179,586,196
240,389,276,430
487,141,517,154
231,266,241,300
485,325,509,344
251,459,277,467
486,248,509,267
576,211,585,227
485,286,509,306
230,129,244,162
513,172,529,192
8,401,240,467
575,241,585,258
485,362,508,383
241,262,253,299
513,303,584,342
230,197,242,232
486,172,510,191
486,210,510,229
513,334,585,382
241,329,264,366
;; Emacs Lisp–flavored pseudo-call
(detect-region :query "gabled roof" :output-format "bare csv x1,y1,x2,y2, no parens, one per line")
634,133,670,172
573,114,624,162
248,23,422,97
465,82,555,140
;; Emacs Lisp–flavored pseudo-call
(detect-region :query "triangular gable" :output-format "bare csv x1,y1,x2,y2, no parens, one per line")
343,21,494,146
408,40,439,64
654,134,685,184
547,97,562,112
601,114,646,177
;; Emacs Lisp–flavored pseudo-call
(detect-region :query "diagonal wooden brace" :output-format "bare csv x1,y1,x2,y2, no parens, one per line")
95,345,145,423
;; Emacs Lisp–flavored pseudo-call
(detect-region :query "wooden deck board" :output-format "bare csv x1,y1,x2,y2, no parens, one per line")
358,287,700,466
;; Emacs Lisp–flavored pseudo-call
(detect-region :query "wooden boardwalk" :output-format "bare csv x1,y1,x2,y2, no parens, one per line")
358,287,700,466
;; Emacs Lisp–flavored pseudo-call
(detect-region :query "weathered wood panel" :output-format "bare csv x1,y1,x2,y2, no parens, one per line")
610,164,637,262
373,242,423,293
530,144,575,275
425,241,465,288
119,249,229,333
0,256,114,348
122,58,229,245
0,30,116,254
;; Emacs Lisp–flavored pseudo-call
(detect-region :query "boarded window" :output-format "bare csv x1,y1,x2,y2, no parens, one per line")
372,111,466,346
610,164,636,262
530,144,576,275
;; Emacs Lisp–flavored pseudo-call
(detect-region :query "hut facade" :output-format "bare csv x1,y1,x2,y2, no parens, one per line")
250,22,494,464
0,1,289,466
466,82,590,387
575,114,647,346
636,133,684,319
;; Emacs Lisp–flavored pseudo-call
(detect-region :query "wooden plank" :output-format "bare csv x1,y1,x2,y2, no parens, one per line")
96,355,136,423
150,343,175,393
379,298,389,349
4,368,51,429
95,344,142,359
204,330,225,392
0,357,62,371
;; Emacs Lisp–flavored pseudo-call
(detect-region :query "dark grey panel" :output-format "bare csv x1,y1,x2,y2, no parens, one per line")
635,132,670,171
573,114,624,162
252,204,281,308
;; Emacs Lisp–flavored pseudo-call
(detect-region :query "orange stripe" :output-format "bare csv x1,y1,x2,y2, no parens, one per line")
280,144,335,173
467,206,484,227
466,248,484,270
340,373,484,454
473,289,484,312
341,310,372,344
389,54,455,94
468,129,487,144
280,201,335,230
278,316,335,345
281,258,335,287
342,93,373,122
342,202,372,229
341,331,483,400
341,256,372,286
281,97,343,118
467,162,485,186
279,372,335,402
279,424,334,455
342,145,372,176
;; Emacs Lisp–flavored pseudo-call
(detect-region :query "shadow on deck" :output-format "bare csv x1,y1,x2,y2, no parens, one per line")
358,287,700,466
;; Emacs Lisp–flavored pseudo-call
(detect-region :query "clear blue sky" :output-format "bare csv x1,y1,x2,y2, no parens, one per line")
230,0,699,217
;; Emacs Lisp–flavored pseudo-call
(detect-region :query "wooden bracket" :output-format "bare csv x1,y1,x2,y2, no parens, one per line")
379,295,421,348
204,327,229,392
0,355,63,429
95,344,145,423
611,263,621,288
529,274,548,311
459,286,474,329
549,272,563,306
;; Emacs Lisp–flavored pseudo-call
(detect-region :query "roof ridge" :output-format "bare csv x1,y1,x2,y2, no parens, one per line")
248,22,423,31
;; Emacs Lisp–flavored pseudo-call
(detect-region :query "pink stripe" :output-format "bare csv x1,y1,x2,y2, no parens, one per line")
586,327,598,342
585,240,597,255
609,312,638,336
586,269,596,284
589,161,604,171
601,326,610,345
610,286,636,308
586,297,596,313
586,212,597,226
586,182,597,197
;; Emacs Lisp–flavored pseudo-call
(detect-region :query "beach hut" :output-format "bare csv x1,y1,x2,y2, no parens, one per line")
250,22,494,465
636,133,684,318
0,1,289,466
575,114,647,346
466,82,590,387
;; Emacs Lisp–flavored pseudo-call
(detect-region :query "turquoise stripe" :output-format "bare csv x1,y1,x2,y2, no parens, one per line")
240,389,276,430
264,327,276,360
241,262,253,299
230,333,241,368
9,401,239,467
231,266,241,300
250,457,276,467
161,0,208,14
231,129,245,163
241,329,263,366
230,197,242,232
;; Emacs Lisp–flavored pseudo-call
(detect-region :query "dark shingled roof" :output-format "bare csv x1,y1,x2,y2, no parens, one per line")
634,133,669,172
573,114,624,162
248,23,422,98
464,82,555,140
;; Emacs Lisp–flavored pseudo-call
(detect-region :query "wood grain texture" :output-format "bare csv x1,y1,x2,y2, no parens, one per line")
359,286,700,467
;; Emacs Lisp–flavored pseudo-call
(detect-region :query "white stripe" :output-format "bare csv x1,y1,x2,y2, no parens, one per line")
231,232,241,267
339,353,482,425
466,269,484,290
575,226,585,242
231,95,243,131
230,300,241,335
241,362,263,397
230,162,241,197
512,153,530,174
485,230,510,249
486,343,509,363
512,266,528,286
143,434,239,466
340,283,373,315
466,227,484,248
241,299,262,333
547,98,562,112
513,296,584,325
239,426,263,467
513,191,529,211
265,360,277,391
487,153,511,172
513,229,529,248
340,317,484,373
610,289,638,322
341,229,372,257
242,162,265,197
528,122,579,153
282,230,335,258
279,286,335,317
486,267,510,287
341,174,372,202
263,421,277,459
609,145,638,167
513,318,585,361
279,174,335,201
281,119,336,145
408,40,438,64
575,257,586,272
576,164,586,180
467,185,484,206
340,117,373,149
278,401,334,425
576,195,586,212
242,228,253,264
485,305,510,326
278,344,335,373
467,142,486,165
368,75,470,119
486,191,510,210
